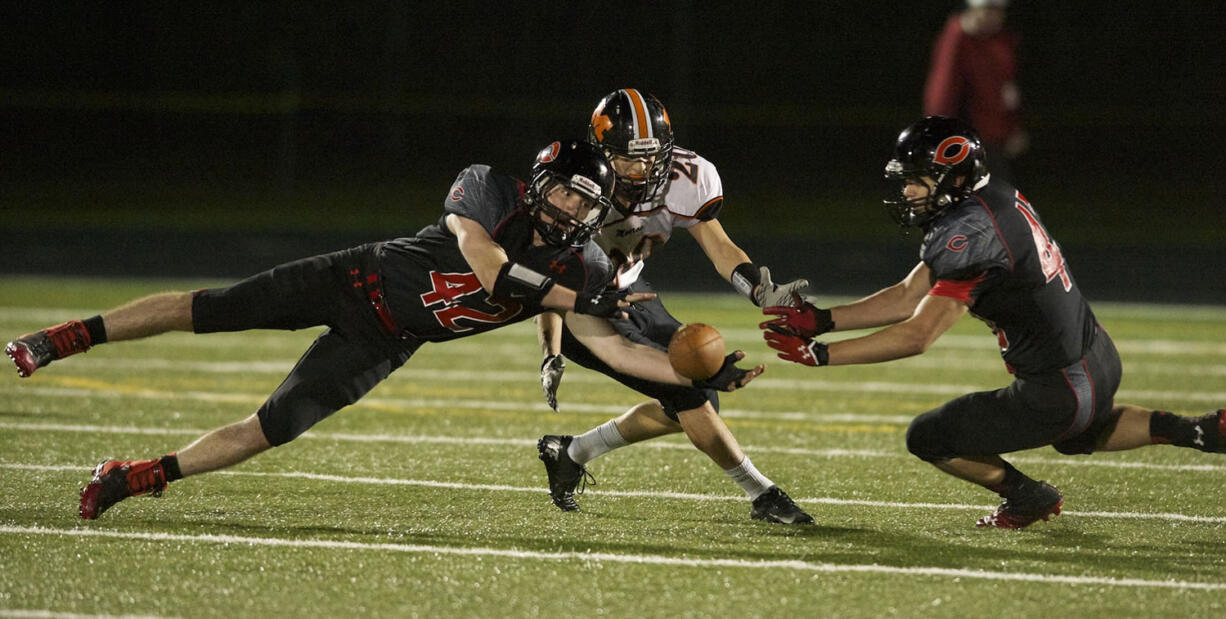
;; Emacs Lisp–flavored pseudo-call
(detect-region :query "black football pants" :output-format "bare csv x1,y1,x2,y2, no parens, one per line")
191,244,418,445
906,324,1123,460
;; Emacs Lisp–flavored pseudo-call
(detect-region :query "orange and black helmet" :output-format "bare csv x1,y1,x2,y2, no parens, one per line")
587,89,674,214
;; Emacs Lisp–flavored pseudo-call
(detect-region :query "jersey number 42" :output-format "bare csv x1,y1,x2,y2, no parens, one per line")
420,271,522,332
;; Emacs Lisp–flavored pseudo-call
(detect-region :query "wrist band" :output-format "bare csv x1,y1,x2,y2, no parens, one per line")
731,262,760,302
493,262,554,304
813,341,830,366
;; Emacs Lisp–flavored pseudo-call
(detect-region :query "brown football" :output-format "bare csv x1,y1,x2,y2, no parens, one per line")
668,323,726,380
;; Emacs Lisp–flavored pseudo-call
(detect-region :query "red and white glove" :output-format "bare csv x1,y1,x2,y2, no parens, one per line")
759,301,834,339
763,331,829,367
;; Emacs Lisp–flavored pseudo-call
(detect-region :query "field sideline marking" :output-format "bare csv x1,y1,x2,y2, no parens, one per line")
1,524,1223,591
6,463,1224,524
5,421,1226,474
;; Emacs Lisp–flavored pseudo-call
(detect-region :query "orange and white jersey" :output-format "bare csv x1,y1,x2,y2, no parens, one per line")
595,146,724,288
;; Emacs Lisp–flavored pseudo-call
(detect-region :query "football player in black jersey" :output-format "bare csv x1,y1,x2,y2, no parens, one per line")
5,140,763,520
761,117,1225,529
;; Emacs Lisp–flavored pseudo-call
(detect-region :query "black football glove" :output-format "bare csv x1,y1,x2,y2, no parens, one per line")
692,353,752,392
540,354,565,412
574,289,631,319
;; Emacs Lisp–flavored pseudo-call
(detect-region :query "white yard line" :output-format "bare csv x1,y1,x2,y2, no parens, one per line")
1,524,1223,591
4,462,1224,524
25,355,1226,378
3,304,1226,354
4,421,1225,474
0,611,168,619
6,367,1226,410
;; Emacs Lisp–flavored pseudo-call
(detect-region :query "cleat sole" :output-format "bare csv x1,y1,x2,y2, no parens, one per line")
5,342,34,378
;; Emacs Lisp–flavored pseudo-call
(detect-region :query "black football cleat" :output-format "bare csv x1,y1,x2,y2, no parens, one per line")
537,435,594,512
6,320,92,378
750,486,815,524
976,481,1062,529
79,459,168,520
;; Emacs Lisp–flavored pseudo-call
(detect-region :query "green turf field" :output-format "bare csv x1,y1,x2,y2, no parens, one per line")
2,277,1224,617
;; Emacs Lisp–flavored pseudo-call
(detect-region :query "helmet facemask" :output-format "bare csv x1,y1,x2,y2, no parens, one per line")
604,138,673,215
883,160,961,227
526,173,612,247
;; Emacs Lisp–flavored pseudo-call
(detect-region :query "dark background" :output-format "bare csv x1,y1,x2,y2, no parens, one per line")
3,2,1223,302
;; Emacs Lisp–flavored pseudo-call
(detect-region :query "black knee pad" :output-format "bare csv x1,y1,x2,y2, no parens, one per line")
905,411,950,462
658,389,719,421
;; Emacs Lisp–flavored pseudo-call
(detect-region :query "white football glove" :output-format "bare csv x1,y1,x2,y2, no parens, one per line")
540,354,565,412
752,266,809,308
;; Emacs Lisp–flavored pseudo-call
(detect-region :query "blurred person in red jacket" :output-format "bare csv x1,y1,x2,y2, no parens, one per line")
924,0,1028,183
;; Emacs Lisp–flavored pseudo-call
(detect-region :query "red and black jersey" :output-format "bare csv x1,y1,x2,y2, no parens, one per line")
922,175,1096,376
376,165,612,342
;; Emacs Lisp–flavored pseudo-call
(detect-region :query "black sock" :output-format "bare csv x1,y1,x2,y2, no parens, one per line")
82,315,108,345
160,453,183,482
986,461,1035,497
1150,410,1219,451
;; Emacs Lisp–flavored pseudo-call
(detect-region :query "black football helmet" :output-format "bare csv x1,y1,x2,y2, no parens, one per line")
525,140,616,247
883,116,988,227
587,89,675,214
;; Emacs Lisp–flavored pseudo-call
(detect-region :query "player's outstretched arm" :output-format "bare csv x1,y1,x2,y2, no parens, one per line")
687,220,808,308
564,312,686,384
830,262,934,332
764,291,966,367
565,313,761,390
446,213,652,319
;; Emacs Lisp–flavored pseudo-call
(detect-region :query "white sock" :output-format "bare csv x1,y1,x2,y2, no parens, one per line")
725,457,774,500
566,419,629,464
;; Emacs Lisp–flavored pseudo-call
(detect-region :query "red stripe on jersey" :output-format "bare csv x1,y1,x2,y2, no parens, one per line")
928,272,987,304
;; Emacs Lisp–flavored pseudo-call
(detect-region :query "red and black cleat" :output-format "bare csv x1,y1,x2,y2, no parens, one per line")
79,459,168,520
976,481,1063,530
5,320,92,378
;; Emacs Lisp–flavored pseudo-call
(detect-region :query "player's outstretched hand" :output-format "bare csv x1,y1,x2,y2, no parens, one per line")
692,350,765,392
540,354,565,412
760,301,834,339
763,331,826,367
574,290,656,320
752,266,808,308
